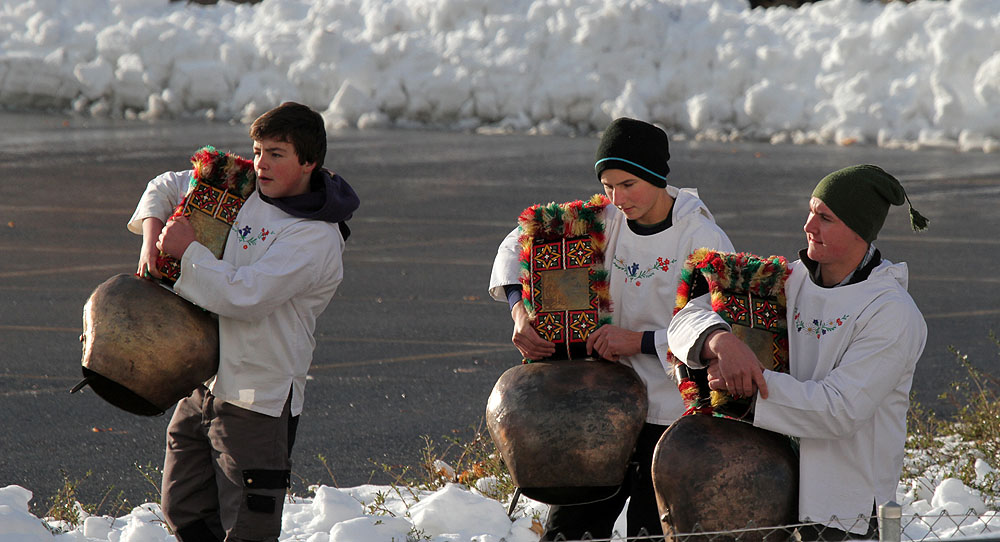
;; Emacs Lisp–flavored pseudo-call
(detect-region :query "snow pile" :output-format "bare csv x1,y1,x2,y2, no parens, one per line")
898,476,1000,540
1,0,999,151
0,461,998,541
1,481,550,542
0,486,54,541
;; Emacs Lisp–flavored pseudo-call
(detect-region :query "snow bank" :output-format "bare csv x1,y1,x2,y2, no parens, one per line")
0,483,548,542
1,0,999,151
4,466,1000,542
0,486,53,540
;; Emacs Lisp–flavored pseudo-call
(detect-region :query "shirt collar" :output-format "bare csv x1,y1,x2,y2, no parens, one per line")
800,244,881,288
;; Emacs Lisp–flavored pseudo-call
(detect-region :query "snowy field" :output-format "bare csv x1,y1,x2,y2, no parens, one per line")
3,0,1000,539
1,0,999,151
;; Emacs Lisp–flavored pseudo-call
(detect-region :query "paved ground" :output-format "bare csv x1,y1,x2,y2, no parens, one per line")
1,111,998,514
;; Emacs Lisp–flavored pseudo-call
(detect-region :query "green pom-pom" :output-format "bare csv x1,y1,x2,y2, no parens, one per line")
909,206,929,232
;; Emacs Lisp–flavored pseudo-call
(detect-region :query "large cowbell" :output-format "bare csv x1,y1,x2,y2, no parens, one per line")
74,273,219,416
486,359,647,505
652,414,798,542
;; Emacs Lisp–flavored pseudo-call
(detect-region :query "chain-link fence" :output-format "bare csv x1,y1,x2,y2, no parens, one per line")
538,503,1000,542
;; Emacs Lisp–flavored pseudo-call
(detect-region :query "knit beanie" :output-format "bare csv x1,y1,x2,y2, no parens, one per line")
594,118,670,188
811,164,929,243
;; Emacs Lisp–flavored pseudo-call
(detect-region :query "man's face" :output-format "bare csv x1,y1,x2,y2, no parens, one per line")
600,169,668,225
253,137,315,199
803,197,866,265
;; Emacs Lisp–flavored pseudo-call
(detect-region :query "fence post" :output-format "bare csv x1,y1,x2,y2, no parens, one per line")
879,500,902,542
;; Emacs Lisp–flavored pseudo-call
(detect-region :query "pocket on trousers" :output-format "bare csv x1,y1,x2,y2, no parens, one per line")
232,469,290,540
245,493,276,515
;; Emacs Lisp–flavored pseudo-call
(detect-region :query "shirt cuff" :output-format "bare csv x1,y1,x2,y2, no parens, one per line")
503,284,522,310
641,330,657,356
687,323,731,369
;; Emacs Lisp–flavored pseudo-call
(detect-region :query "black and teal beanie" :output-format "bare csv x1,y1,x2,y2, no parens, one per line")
594,118,670,188
811,164,929,243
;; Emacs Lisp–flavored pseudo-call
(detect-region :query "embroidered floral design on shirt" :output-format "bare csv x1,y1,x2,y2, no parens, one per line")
613,256,675,287
232,222,270,250
793,308,851,339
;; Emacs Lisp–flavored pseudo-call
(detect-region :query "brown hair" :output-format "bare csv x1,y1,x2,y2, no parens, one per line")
249,101,327,167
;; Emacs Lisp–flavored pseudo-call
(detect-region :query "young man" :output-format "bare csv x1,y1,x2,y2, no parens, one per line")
668,165,928,540
129,102,360,541
489,118,734,540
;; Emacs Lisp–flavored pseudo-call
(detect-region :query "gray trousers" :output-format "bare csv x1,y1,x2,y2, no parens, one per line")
161,386,294,542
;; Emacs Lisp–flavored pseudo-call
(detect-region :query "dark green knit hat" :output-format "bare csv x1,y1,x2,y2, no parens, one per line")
594,118,669,188
811,164,929,243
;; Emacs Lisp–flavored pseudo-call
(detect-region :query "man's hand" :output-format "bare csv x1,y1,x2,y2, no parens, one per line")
137,242,162,279
137,217,165,279
702,330,769,399
586,324,641,362
511,302,556,360
156,216,196,260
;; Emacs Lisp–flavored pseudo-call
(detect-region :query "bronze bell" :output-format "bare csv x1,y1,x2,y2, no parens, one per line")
74,273,219,416
652,414,798,542
486,359,647,505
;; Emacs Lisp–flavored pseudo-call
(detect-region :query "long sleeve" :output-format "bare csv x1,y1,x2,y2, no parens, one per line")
666,293,729,369
753,294,926,439
488,226,522,302
175,218,343,323
126,170,191,234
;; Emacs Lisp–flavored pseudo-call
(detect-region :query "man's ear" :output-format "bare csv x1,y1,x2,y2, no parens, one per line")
302,161,317,174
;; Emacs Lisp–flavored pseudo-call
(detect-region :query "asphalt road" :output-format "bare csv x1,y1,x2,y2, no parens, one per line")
1,111,998,514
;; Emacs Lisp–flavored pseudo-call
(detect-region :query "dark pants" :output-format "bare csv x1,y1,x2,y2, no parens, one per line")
541,423,667,541
161,387,298,542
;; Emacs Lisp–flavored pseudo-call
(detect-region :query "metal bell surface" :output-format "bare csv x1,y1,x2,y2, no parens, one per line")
652,414,798,542
77,273,219,416
486,359,647,505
